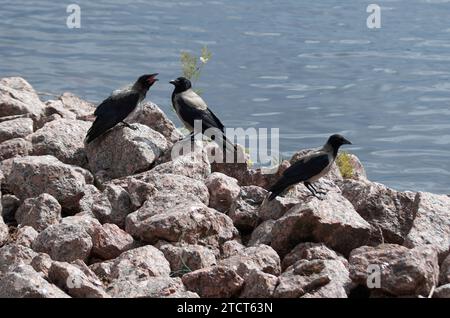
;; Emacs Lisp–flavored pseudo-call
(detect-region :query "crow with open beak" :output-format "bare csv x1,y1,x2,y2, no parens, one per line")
169,76,236,152
85,73,158,144
268,134,352,200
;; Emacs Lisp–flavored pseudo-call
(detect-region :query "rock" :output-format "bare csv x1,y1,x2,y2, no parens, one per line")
1,194,20,223
0,138,32,160
282,242,347,271
126,178,155,208
248,220,275,247
92,223,135,260
205,172,240,213
152,141,211,180
260,178,340,221
229,186,267,232
404,192,450,260
0,77,45,118
61,214,103,238
15,193,62,232
240,269,278,298
77,184,101,215
91,185,133,228
15,226,38,247
43,100,76,121
271,192,372,257
58,92,95,120
32,222,93,262
126,200,238,248
219,245,281,278
434,284,450,298
0,215,7,246
111,172,209,206
107,276,198,298
0,118,34,143
340,179,416,244
30,253,53,277
182,266,244,298
349,244,439,297
85,124,168,181
0,244,37,273
274,258,351,298
6,155,88,212
128,101,183,143
158,243,217,275
0,264,69,298
95,245,171,285
221,240,245,258
48,261,109,298
28,119,91,167
440,254,450,285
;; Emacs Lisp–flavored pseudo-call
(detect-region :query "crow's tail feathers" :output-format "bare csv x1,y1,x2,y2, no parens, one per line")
85,118,113,144
267,178,290,201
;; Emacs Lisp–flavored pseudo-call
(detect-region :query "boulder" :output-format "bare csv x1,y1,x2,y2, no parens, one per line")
30,253,53,277
32,222,93,262
15,226,39,248
126,200,238,248
128,101,183,143
229,185,266,231
349,244,439,297
91,184,133,228
240,269,278,298
247,220,275,247
28,119,91,167
0,117,34,143
0,264,69,298
434,284,450,298
0,244,37,273
282,242,348,271
157,243,217,276
107,276,198,298
182,266,244,298
221,240,245,258
274,258,351,298
205,172,240,213
15,193,62,232
219,245,281,278
340,179,416,244
92,223,135,260
0,215,7,246
0,77,45,118
440,254,450,285
0,138,32,161
85,124,168,181
57,92,95,120
6,155,88,212
271,192,372,257
48,261,109,298
404,192,450,260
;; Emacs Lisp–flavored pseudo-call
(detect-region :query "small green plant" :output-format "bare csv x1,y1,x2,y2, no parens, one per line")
180,46,212,94
336,151,354,179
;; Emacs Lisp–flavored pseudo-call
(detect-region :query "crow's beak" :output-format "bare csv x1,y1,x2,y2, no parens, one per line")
343,138,352,145
169,80,177,85
148,73,159,83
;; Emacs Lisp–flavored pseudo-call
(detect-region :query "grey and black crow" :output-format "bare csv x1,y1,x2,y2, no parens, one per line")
85,73,158,144
268,134,352,201
169,77,236,152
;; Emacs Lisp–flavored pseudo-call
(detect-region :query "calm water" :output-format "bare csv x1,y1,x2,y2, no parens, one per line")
1,0,450,193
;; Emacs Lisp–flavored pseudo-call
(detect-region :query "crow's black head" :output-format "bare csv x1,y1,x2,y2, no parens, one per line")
136,73,159,89
327,134,352,150
169,77,192,92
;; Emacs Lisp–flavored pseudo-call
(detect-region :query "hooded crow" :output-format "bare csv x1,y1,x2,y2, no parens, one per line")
268,134,352,201
85,73,158,144
169,77,236,152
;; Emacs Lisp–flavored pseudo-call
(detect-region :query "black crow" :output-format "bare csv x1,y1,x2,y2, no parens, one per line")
268,134,352,201
169,77,236,152
85,73,158,144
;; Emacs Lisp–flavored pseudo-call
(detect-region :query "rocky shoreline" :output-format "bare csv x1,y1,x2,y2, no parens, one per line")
0,77,449,298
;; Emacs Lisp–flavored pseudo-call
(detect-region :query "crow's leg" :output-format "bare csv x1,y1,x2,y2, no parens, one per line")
304,182,323,200
121,121,138,130
310,183,327,195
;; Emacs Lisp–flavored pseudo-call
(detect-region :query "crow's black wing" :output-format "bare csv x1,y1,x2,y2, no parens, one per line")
268,153,330,200
177,98,225,133
85,92,140,143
